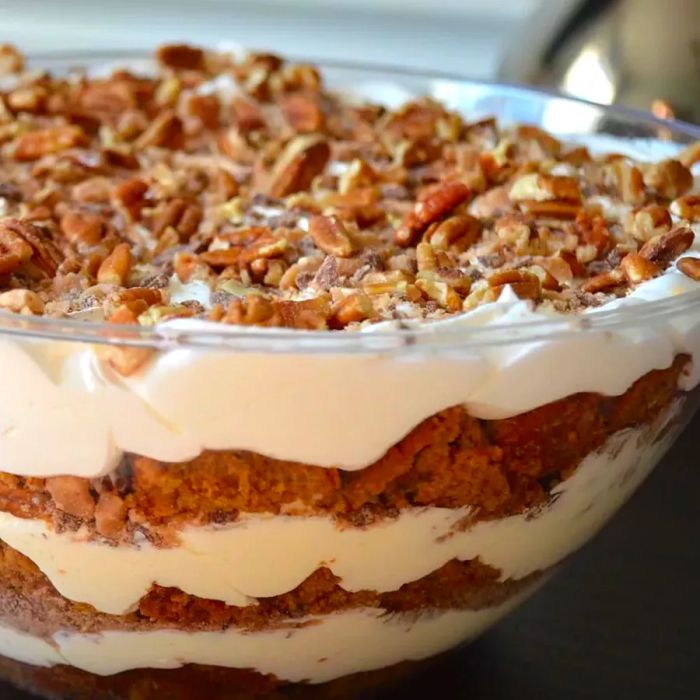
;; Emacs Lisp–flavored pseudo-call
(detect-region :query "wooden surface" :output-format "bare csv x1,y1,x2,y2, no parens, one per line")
3,413,698,700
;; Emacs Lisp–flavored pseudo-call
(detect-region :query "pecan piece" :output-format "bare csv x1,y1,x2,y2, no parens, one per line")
98,305,154,375
308,215,354,257
395,181,471,246
135,110,183,149
677,257,700,281
0,218,62,276
620,252,660,284
639,227,694,267
679,141,700,168
156,43,205,71
519,200,582,219
152,199,202,240
185,93,220,129
0,289,44,314
0,221,33,275
539,255,575,285
72,176,112,204
113,177,148,220
267,134,331,197
231,97,267,132
14,125,84,161
416,242,437,272
60,210,105,246
516,125,561,156
671,194,700,222
487,269,541,300
416,273,463,311
624,204,672,242
276,295,330,330
97,243,133,285
279,93,325,132
426,214,481,252
509,173,581,203
330,292,375,328
642,159,693,199
0,44,23,75
580,269,625,293
607,160,646,206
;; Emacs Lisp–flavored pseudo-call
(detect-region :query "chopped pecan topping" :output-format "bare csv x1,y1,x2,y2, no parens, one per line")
0,44,697,328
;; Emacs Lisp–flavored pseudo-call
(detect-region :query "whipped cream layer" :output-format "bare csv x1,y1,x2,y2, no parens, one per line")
0,245,698,477
0,593,536,681
0,402,681,615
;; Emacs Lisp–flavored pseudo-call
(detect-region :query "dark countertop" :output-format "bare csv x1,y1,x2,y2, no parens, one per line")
3,414,698,700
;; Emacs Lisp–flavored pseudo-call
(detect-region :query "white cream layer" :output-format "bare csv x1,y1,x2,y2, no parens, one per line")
0,402,680,615
0,595,534,681
0,129,699,476
0,245,698,478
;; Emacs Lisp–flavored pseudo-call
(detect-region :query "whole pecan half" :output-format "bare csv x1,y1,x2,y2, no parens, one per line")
639,226,694,267
395,181,471,246
266,134,331,197
0,218,63,277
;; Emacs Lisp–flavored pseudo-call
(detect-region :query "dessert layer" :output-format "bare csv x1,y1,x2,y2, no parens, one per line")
0,354,688,538
0,397,682,615
0,47,699,477
0,654,427,700
0,544,537,635
0,590,536,681
1,267,698,478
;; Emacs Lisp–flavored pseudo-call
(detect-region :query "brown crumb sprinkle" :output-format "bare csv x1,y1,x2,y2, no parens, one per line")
0,44,697,330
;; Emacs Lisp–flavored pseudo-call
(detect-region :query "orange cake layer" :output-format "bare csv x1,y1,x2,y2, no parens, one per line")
0,355,689,542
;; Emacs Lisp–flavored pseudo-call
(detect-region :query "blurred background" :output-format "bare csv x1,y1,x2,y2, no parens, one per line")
0,0,698,120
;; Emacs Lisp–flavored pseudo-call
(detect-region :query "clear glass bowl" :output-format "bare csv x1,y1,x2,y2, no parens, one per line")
0,52,698,700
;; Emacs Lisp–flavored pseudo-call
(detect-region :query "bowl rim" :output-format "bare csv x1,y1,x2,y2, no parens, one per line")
1,48,699,353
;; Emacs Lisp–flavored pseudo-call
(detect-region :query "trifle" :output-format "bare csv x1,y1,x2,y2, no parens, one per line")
0,43,698,699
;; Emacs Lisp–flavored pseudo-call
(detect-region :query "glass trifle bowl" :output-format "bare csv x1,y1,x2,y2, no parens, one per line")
0,44,699,700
